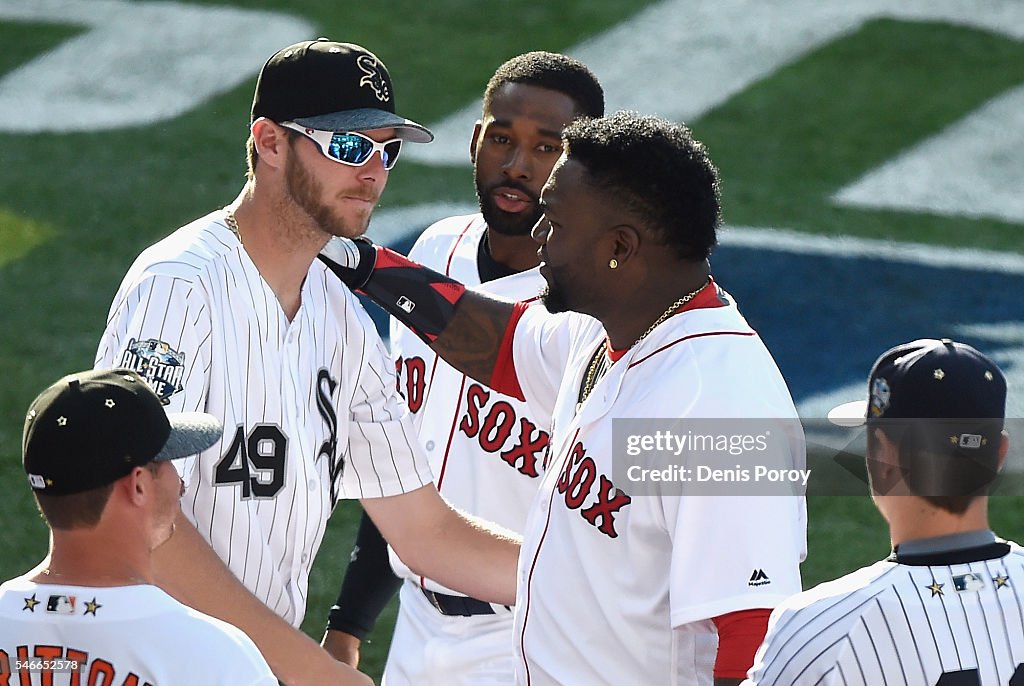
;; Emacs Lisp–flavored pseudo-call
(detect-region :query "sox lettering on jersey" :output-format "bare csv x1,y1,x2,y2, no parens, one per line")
555,441,632,538
458,382,548,479
316,368,343,504
396,356,427,414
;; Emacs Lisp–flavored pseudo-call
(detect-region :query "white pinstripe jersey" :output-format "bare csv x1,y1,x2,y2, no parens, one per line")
0,578,277,685
744,540,1024,686
95,209,432,627
507,283,807,686
388,214,548,595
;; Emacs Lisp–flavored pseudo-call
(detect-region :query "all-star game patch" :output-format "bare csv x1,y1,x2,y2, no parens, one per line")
118,338,186,404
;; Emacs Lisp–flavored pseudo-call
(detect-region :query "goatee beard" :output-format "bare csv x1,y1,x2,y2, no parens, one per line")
286,148,369,238
476,183,540,237
540,284,570,314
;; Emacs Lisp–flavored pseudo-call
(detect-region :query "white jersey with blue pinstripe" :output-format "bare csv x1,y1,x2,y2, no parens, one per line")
744,540,1024,686
95,208,432,627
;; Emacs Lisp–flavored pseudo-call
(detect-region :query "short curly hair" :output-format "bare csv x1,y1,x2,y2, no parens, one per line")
562,112,720,261
483,51,604,119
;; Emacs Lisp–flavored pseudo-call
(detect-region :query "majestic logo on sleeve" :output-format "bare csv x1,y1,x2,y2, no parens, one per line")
357,55,390,102
118,338,185,404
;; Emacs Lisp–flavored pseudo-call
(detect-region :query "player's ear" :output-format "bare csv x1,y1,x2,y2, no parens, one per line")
609,224,640,269
469,121,482,164
118,467,149,507
865,427,902,496
251,117,288,171
997,430,1009,472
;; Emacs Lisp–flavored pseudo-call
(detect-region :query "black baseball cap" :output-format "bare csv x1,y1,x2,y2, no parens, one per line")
251,39,433,143
828,338,1006,457
22,369,222,495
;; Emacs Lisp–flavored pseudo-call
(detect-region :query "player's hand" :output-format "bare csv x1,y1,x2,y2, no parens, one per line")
320,629,362,668
319,237,377,291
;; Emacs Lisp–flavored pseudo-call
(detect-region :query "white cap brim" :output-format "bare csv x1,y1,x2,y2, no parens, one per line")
827,400,869,427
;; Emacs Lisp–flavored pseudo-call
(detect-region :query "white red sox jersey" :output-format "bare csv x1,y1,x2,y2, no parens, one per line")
744,537,1024,686
388,214,548,594
0,578,276,685
95,209,432,626
499,281,807,685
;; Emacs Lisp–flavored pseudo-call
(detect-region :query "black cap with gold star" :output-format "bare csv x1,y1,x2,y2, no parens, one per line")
828,338,1006,459
22,368,222,495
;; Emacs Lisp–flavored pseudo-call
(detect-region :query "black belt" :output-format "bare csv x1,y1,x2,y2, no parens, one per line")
421,588,508,616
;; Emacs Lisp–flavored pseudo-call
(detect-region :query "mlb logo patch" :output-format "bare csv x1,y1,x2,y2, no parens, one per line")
28,474,46,489
953,573,984,593
958,434,983,449
46,595,76,614
396,296,416,314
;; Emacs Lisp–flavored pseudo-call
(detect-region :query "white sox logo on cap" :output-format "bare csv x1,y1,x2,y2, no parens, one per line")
357,55,390,102
869,377,890,417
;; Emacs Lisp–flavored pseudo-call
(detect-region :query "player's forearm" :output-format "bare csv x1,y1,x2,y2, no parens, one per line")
319,238,515,384
416,508,520,607
431,290,516,385
361,485,520,607
322,510,403,667
154,509,372,686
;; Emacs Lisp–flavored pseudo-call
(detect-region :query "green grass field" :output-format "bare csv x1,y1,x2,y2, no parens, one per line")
2,2,1023,682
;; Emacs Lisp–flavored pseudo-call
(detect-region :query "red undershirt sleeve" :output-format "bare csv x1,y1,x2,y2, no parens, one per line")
488,301,530,402
711,608,772,679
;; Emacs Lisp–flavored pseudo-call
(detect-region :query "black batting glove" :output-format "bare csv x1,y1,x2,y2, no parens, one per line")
318,236,378,291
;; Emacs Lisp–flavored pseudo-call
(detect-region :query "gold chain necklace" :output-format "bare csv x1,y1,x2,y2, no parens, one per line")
224,210,240,238
632,279,709,348
576,279,709,412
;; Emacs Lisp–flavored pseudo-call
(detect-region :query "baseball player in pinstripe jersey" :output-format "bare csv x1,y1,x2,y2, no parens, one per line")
321,53,604,684
320,112,808,685
94,39,519,686
745,338,1023,686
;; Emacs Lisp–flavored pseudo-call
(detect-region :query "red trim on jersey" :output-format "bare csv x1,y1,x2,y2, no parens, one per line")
605,277,727,362
489,301,530,402
628,330,757,369
606,340,630,362
519,427,582,686
444,218,476,276
419,354,456,591
435,372,468,491
711,608,772,678
687,276,727,310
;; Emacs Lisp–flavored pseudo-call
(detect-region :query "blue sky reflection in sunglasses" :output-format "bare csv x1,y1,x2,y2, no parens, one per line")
280,122,403,170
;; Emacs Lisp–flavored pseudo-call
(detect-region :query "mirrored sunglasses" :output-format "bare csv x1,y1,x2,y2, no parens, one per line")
279,121,403,170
